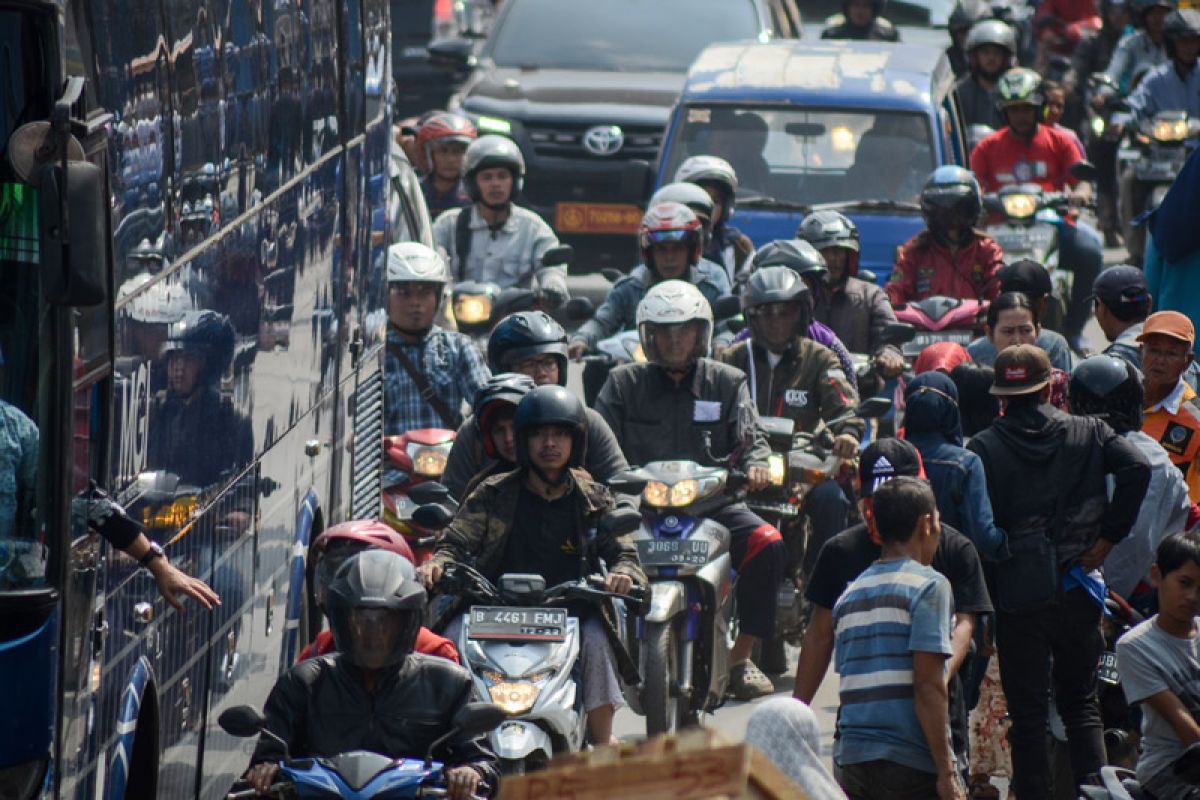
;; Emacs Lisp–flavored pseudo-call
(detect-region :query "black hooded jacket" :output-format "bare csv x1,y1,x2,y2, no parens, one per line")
967,402,1150,566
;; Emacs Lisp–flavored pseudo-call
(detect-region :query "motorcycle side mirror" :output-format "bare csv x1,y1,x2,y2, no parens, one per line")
412,503,455,531
407,482,453,507
218,705,267,738
858,269,878,285
758,416,796,438
1069,161,1099,182
598,506,642,538
454,703,509,737
857,397,893,419
982,194,1004,214
608,470,649,497
561,296,595,321
712,296,742,320
724,316,745,335
541,244,574,268
600,268,624,284
880,322,916,346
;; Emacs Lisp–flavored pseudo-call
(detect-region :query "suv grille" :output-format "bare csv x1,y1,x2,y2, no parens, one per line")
526,122,662,160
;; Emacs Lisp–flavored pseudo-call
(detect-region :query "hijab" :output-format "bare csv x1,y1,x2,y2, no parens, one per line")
904,370,963,446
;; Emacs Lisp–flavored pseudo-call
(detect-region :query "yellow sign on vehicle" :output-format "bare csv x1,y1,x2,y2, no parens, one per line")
555,202,643,235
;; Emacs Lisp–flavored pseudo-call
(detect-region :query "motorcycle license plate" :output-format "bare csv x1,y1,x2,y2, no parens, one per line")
1098,651,1120,685
636,538,710,567
910,330,973,349
467,607,567,642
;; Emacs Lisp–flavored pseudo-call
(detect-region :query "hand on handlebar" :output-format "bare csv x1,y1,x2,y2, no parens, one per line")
445,766,482,800
832,434,860,460
604,573,634,595
416,561,443,590
245,764,280,796
567,341,588,360
747,465,771,492
875,348,905,379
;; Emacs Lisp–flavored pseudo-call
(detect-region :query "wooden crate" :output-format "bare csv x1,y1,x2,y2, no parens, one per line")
498,728,808,799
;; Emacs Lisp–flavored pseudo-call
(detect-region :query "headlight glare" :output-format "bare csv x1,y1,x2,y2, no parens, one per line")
767,453,786,487
1152,118,1189,142
454,294,493,325
488,681,539,715
668,479,699,507
1001,193,1038,219
643,481,671,507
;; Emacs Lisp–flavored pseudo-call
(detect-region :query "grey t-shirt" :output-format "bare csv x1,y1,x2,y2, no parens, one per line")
1116,616,1200,784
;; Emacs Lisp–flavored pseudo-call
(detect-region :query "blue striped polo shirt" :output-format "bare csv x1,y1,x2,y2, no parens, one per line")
832,557,954,773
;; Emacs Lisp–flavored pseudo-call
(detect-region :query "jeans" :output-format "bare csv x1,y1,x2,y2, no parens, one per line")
837,759,940,800
996,588,1106,800
1059,221,1104,342
801,480,850,580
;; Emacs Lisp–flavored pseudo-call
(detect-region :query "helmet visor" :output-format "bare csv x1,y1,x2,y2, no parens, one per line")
330,606,420,670
644,229,691,245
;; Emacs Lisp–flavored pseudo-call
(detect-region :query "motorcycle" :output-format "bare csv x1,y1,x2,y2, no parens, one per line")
450,245,576,345
383,431,458,564
433,562,645,774
217,702,505,799
892,296,988,365
1118,111,1200,265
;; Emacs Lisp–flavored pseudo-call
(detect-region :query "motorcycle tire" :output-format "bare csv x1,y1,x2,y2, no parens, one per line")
643,619,689,736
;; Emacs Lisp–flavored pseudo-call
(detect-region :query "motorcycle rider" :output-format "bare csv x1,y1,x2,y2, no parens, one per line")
147,309,253,489
1139,311,1200,501
947,1,992,77
720,265,865,579
673,156,756,283
382,243,490,438
432,135,566,306
417,386,647,745
645,182,718,254
1098,0,1175,94
956,20,1021,131
444,312,628,501
796,211,906,383
886,167,1005,305
442,373,536,501
416,112,477,218
1033,0,1103,69
595,280,787,700
247,550,499,798
1128,9,1200,122
971,68,1104,344
820,0,901,41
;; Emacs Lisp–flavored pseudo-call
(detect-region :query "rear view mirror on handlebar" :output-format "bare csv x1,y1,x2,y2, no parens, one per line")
1069,160,1099,182
561,296,595,321
857,397,893,419
880,322,916,346
608,469,650,497
218,705,267,738
711,296,742,320
598,506,642,538
541,244,574,268
412,503,454,531
407,481,453,507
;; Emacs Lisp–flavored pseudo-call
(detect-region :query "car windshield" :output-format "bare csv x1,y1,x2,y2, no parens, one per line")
802,0,955,26
664,105,936,208
488,0,761,72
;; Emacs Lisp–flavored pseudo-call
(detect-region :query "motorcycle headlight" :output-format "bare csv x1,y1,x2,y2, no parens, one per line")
454,293,493,325
1152,117,1189,142
668,479,699,507
406,442,452,478
488,681,539,716
643,481,671,507
767,453,786,487
1001,193,1038,219
1090,115,1105,138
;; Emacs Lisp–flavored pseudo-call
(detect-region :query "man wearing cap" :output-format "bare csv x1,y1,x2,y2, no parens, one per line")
967,344,1150,798
965,259,1074,370
1140,311,1200,500
1093,267,1200,391
793,438,992,781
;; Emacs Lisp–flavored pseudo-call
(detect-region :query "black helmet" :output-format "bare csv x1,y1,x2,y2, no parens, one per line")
513,385,588,470
920,166,983,243
473,372,537,458
648,182,716,233
1163,9,1200,57
463,135,525,204
1132,0,1176,26
742,266,814,344
161,309,236,385
486,311,569,385
949,0,990,33
796,211,860,279
1068,355,1144,434
325,550,426,670
751,239,828,282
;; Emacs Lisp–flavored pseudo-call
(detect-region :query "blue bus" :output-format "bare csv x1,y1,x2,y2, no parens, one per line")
0,0,394,796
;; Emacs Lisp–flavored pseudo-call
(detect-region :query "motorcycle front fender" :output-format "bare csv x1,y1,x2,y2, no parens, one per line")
645,581,687,624
489,719,554,762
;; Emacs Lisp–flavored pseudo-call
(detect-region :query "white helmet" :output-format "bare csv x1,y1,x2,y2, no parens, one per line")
636,279,713,368
119,272,196,324
386,242,449,288
674,155,739,224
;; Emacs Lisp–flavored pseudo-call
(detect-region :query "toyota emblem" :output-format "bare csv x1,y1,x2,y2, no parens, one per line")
582,125,625,157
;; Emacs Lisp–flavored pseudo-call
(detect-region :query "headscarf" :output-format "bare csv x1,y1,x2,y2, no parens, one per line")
904,370,964,446
914,341,971,375
1147,146,1200,264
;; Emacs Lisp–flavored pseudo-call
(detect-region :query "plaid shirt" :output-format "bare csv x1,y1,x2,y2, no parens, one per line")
384,326,491,436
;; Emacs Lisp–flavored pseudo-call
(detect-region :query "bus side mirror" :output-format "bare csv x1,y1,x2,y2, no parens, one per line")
36,159,106,307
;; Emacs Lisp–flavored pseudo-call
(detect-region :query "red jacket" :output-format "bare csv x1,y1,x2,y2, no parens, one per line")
1034,0,1100,45
885,231,1005,304
296,627,460,664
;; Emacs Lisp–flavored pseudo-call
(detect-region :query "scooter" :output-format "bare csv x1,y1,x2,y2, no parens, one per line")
382,431,457,564
217,702,505,799
450,245,576,346
892,296,988,365
1118,111,1200,265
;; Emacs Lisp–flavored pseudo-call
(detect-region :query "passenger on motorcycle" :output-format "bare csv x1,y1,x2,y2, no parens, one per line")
247,550,499,798
595,280,787,700
1098,0,1175,94
417,386,647,745
445,312,628,501
820,0,901,41
1033,0,1103,65
567,202,733,360
416,112,477,218
971,68,1105,344
382,243,490,438
956,20,1020,130
966,259,1075,371
297,520,460,664
797,211,906,381
673,156,756,283
645,182,719,257
886,167,1005,305
720,264,865,578
947,1,993,77
432,135,566,306
1128,8,1200,122
442,372,536,500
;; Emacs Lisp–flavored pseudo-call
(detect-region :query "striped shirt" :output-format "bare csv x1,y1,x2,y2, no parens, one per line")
832,558,954,774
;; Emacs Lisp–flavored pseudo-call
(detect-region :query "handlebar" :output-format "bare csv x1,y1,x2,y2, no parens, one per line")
227,781,488,799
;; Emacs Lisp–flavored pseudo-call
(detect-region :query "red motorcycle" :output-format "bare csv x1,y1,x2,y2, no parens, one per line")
382,429,456,564
892,296,988,365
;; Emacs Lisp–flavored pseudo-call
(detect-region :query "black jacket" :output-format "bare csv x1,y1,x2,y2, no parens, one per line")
955,75,1007,131
967,403,1150,566
820,15,900,41
251,653,499,794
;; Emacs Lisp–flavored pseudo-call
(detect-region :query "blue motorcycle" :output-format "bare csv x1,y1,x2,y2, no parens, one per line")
218,703,505,799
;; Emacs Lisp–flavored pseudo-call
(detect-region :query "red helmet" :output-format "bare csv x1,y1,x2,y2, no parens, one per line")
416,112,477,163
312,519,415,604
638,201,703,275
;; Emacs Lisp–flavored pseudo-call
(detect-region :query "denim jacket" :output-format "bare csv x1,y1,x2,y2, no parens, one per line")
907,433,1009,561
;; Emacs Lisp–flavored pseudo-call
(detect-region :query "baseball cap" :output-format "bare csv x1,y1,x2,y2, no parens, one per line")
1089,265,1149,310
991,344,1053,396
1137,310,1195,346
859,438,925,497
997,259,1053,297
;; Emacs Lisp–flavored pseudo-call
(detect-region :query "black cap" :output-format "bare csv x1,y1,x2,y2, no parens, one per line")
1090,265,1150,310
859,438,925,497
998,259,1053,297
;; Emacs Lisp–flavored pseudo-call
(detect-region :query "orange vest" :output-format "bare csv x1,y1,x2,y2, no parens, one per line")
1143,382,1200,502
